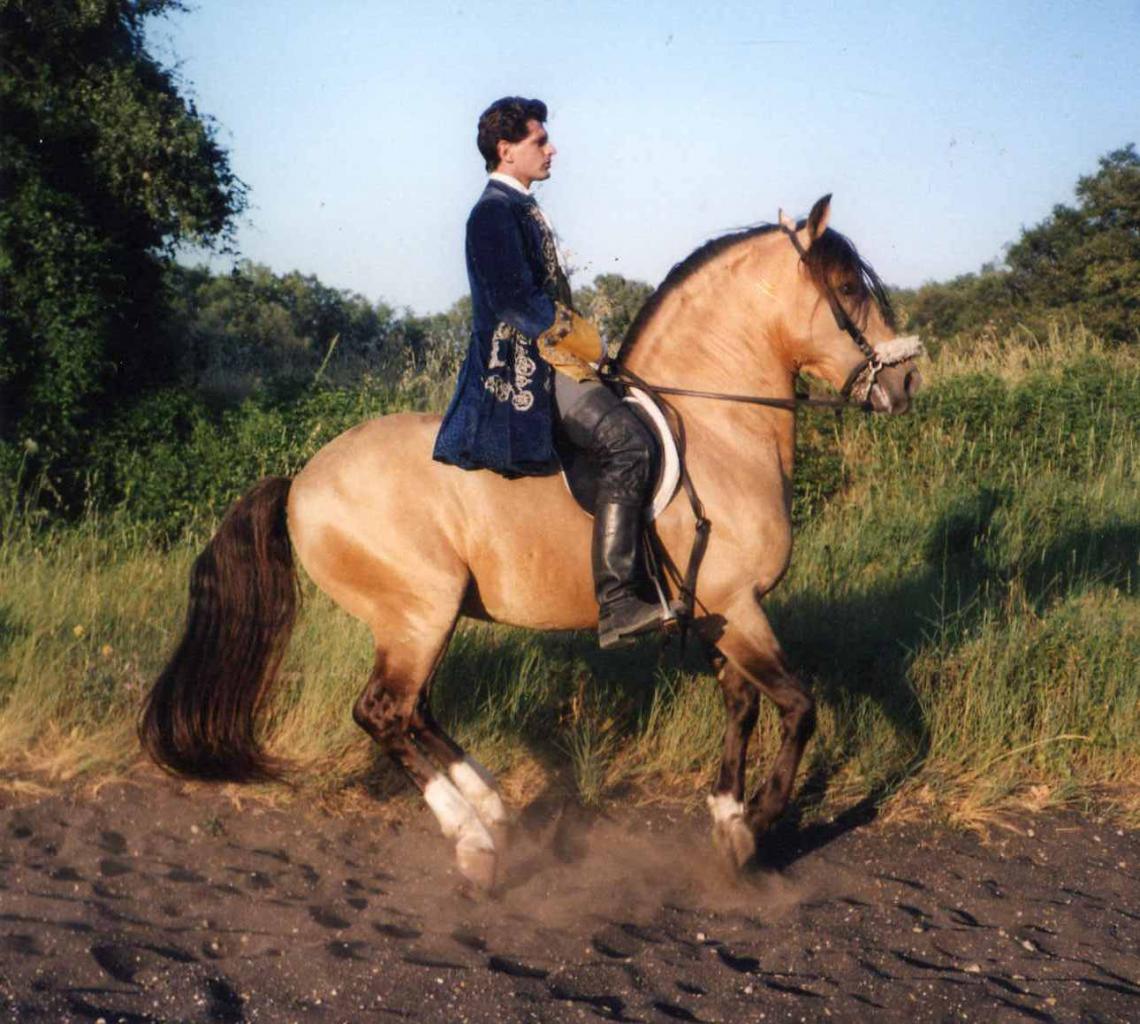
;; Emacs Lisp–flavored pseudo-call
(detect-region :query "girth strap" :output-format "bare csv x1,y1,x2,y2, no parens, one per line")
607,363,711,632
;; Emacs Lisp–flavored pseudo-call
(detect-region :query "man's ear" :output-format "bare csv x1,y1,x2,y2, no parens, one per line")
497,138,513,166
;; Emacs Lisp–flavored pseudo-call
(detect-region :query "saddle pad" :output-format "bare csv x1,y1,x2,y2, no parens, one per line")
556,387,681,520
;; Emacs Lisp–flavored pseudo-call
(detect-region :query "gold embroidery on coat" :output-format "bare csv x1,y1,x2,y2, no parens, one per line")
484,320,536,412
487,321,512,369
526,206,560,293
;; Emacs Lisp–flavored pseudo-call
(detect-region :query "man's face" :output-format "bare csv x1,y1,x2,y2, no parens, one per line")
497,119,556,188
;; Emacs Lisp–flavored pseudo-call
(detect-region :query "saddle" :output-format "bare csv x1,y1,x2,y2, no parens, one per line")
555,384,682,519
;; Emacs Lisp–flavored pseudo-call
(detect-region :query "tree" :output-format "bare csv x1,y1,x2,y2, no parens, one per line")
163,262,398,403
404,296,471,368
900,264,1018,343
574,273,654,352
0,0,246,467
1006,145,1139,341
903,145,1139,344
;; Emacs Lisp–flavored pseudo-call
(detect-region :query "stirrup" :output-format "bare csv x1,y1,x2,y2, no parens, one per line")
661,599,686,635
598,595,685,650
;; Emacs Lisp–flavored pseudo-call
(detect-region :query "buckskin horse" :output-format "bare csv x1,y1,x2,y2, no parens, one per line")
140,196,922,890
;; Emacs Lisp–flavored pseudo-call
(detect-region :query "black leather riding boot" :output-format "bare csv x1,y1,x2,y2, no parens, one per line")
592,501,665,649
555,381,666,649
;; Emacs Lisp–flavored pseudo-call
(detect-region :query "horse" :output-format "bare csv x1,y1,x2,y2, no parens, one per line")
140,195,922,890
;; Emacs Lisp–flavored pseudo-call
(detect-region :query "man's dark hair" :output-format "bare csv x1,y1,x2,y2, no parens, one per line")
477,97,548,172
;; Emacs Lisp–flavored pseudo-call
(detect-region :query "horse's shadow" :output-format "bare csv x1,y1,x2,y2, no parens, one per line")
758,489,1137,866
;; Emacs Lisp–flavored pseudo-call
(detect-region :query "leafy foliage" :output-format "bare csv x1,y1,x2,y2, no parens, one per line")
0,0,246,462
1006,145,1140,340
84,381,407,538
573,273,653,353
163,262,401,403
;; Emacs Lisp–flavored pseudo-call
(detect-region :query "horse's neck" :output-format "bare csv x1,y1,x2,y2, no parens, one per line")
623,284,798,479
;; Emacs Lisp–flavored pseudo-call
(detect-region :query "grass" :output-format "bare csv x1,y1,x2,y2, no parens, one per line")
1,322,1136,828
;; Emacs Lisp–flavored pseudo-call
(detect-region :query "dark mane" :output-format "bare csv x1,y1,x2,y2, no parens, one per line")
616,220,895,362
616,223,779,362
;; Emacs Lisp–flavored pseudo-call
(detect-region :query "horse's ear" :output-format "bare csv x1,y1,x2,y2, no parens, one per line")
807,194,832,242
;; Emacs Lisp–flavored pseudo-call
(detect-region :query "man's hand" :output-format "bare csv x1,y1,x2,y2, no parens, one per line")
538,304,604,373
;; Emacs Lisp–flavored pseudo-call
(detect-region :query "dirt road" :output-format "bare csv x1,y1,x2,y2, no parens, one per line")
1,778,1137,1022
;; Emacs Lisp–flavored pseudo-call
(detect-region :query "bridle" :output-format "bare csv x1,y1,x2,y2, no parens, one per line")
776,213,890,406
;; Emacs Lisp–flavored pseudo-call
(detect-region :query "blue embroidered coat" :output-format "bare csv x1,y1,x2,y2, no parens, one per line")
432,179,571,476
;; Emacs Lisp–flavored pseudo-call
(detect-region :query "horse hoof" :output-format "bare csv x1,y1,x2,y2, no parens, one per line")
708,794,756,873
456,843,498,893
712,817,756,873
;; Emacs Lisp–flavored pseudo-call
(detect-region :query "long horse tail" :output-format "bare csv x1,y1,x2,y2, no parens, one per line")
139,476,299,782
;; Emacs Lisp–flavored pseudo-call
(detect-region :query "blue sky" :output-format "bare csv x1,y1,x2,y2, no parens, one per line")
148,1,1139,314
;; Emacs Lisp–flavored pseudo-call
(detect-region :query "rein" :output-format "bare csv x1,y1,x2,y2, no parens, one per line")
604,364,872,413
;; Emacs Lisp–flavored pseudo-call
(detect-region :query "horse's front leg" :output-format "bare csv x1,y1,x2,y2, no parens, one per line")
707,653,761,870
743,655,816,834
708,592,817,867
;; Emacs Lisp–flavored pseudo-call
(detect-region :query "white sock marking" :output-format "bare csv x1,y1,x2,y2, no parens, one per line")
449,757,507,828
424,774,494,852
707,792,745,825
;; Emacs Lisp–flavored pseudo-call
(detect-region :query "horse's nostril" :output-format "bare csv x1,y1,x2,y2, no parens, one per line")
905,369,923,398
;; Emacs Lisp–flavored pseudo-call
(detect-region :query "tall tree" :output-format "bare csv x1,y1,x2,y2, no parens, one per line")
0,0,246,465
904,145,1139,343
163,262,397,403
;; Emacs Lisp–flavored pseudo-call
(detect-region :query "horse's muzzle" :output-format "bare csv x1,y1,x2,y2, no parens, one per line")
870,362,923,415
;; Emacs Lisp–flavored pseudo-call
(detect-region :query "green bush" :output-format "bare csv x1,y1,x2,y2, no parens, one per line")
85,378,415,537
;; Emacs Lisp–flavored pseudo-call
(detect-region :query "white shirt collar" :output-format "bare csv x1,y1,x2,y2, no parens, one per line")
489,171,532,196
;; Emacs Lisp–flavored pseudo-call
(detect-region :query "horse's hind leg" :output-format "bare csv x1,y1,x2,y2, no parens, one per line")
412,698,509,850
709,593,817,867
353,636,499,891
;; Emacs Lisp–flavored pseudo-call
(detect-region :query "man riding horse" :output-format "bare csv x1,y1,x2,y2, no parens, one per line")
142,125,924,888
432,97,666,650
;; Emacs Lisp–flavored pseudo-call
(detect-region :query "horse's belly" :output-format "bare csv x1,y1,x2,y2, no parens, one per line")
457,473,599,630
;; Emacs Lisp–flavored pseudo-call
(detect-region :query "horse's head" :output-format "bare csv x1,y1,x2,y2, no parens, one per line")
776,195,923,414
